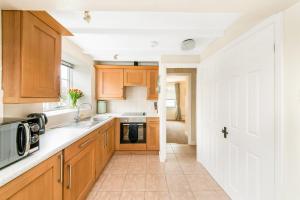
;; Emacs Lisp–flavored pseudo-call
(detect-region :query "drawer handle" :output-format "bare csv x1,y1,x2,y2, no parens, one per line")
67,164,72,189
58,154,63,183
79,138,93,149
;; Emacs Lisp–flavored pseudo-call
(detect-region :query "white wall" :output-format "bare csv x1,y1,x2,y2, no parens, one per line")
107,87,157,115
282,2,300,199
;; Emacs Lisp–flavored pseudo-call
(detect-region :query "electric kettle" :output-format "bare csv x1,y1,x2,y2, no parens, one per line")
27,113,48,134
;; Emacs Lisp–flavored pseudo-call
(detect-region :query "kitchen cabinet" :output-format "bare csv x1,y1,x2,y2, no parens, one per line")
147,70,159,100
95,120,115,178
0,152,63,200
64,132,97,200
96,68,124,100
124,69,147,86
146,117,160,150
2,11,71,103
95,130,106,178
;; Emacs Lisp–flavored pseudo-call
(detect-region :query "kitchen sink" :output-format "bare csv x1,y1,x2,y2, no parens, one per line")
53,116,111,129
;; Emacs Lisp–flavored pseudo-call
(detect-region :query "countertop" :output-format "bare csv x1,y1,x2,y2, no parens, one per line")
0,116,115,187
0,113,160,187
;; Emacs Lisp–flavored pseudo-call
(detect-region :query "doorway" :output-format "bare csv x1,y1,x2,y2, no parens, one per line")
166,74,189,144
165,68,197,157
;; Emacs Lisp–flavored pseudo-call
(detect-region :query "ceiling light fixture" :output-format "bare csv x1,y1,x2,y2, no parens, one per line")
151,41,159,48
83,11,91,23
113,54,119,60
181,39,196,51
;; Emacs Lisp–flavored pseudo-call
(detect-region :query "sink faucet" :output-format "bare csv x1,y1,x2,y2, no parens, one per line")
74,102,93,122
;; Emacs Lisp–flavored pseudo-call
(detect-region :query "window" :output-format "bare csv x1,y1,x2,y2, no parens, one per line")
166,83,177,108
43,62,73,111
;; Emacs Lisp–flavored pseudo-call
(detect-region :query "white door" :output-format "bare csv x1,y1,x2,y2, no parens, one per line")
199,23,275,200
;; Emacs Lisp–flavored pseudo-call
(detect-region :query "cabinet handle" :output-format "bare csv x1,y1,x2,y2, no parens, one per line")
79,138,93,149
106,132,108,147
58,154,63,183
67,164,72,189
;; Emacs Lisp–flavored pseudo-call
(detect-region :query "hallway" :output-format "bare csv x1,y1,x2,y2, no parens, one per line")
87,144,230,200
166,121,187,144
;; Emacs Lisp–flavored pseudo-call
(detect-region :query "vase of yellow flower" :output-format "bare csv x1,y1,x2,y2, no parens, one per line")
69,88,84,108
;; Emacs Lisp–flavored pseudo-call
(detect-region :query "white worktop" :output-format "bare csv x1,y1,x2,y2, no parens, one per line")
0,113,160,187
98,112,159,118
0,116,115,187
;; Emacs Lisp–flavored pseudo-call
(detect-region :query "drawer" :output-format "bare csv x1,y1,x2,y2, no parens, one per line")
99,119,114,132
146,117,159,123
64,130,98,162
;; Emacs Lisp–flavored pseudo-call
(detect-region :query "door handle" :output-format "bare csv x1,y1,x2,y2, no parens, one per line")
67,164,72,189
58,154,63,183
221,127,229,139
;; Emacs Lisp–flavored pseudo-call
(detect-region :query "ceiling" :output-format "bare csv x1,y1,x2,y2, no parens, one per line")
49,11,240,61
1,0,298,61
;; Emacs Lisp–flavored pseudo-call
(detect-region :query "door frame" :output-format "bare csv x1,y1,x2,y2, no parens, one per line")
166,73,193,144
196,13,284,200
158,64,200,162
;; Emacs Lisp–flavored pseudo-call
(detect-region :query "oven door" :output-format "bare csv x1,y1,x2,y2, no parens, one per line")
120,123,146,144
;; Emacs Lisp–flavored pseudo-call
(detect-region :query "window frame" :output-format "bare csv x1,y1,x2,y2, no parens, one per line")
43,61,74,112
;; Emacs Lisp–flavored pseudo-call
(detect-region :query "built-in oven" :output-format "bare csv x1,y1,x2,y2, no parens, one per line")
120,117,146,144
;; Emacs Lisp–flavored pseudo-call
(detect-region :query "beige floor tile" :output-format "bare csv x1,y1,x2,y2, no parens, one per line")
128,162,147,174
169,191,195,200
123,174,146,191
93,192,121,200
93,174,108,190
164,162,183,174
145,192,170,200
185,174,215,191
146,174,168,191
146,162,165,174
193,190,220,200
166,174,190,192
147,154,160,162
100,174,126,191
130,155,147,163
86,188,98,200
120,192,145,200
215,190,231,200
179,163,206,175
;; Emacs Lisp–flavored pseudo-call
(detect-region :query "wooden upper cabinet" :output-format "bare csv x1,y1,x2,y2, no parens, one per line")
21,12,61,98
124,69,146,86
2,11,71,103
96,68,124,100
0,152,63,200
147,69,159,100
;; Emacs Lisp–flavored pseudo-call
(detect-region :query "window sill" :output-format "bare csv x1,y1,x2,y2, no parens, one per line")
44,108,76,117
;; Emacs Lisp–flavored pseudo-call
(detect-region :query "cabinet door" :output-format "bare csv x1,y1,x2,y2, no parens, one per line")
0,152,63,200
21,12,61,98
107,126,115,158
147,70,158,100
96,69,124,99
147,121,160,150
64,141,96,200
95,132,106,178
124,69,146,86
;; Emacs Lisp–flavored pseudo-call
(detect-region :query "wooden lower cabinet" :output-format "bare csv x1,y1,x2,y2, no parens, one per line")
146,118,160,150
95,131,106,178
64,140,96,200
0,152,63,200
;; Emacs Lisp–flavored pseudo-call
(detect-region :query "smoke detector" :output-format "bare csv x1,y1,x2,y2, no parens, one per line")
83,11,91,23
181,39,196,51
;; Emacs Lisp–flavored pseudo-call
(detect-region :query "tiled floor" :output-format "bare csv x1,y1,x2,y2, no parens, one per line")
87,143,231,200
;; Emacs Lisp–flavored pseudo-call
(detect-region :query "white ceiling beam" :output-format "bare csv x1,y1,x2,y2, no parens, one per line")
70,28,224,37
